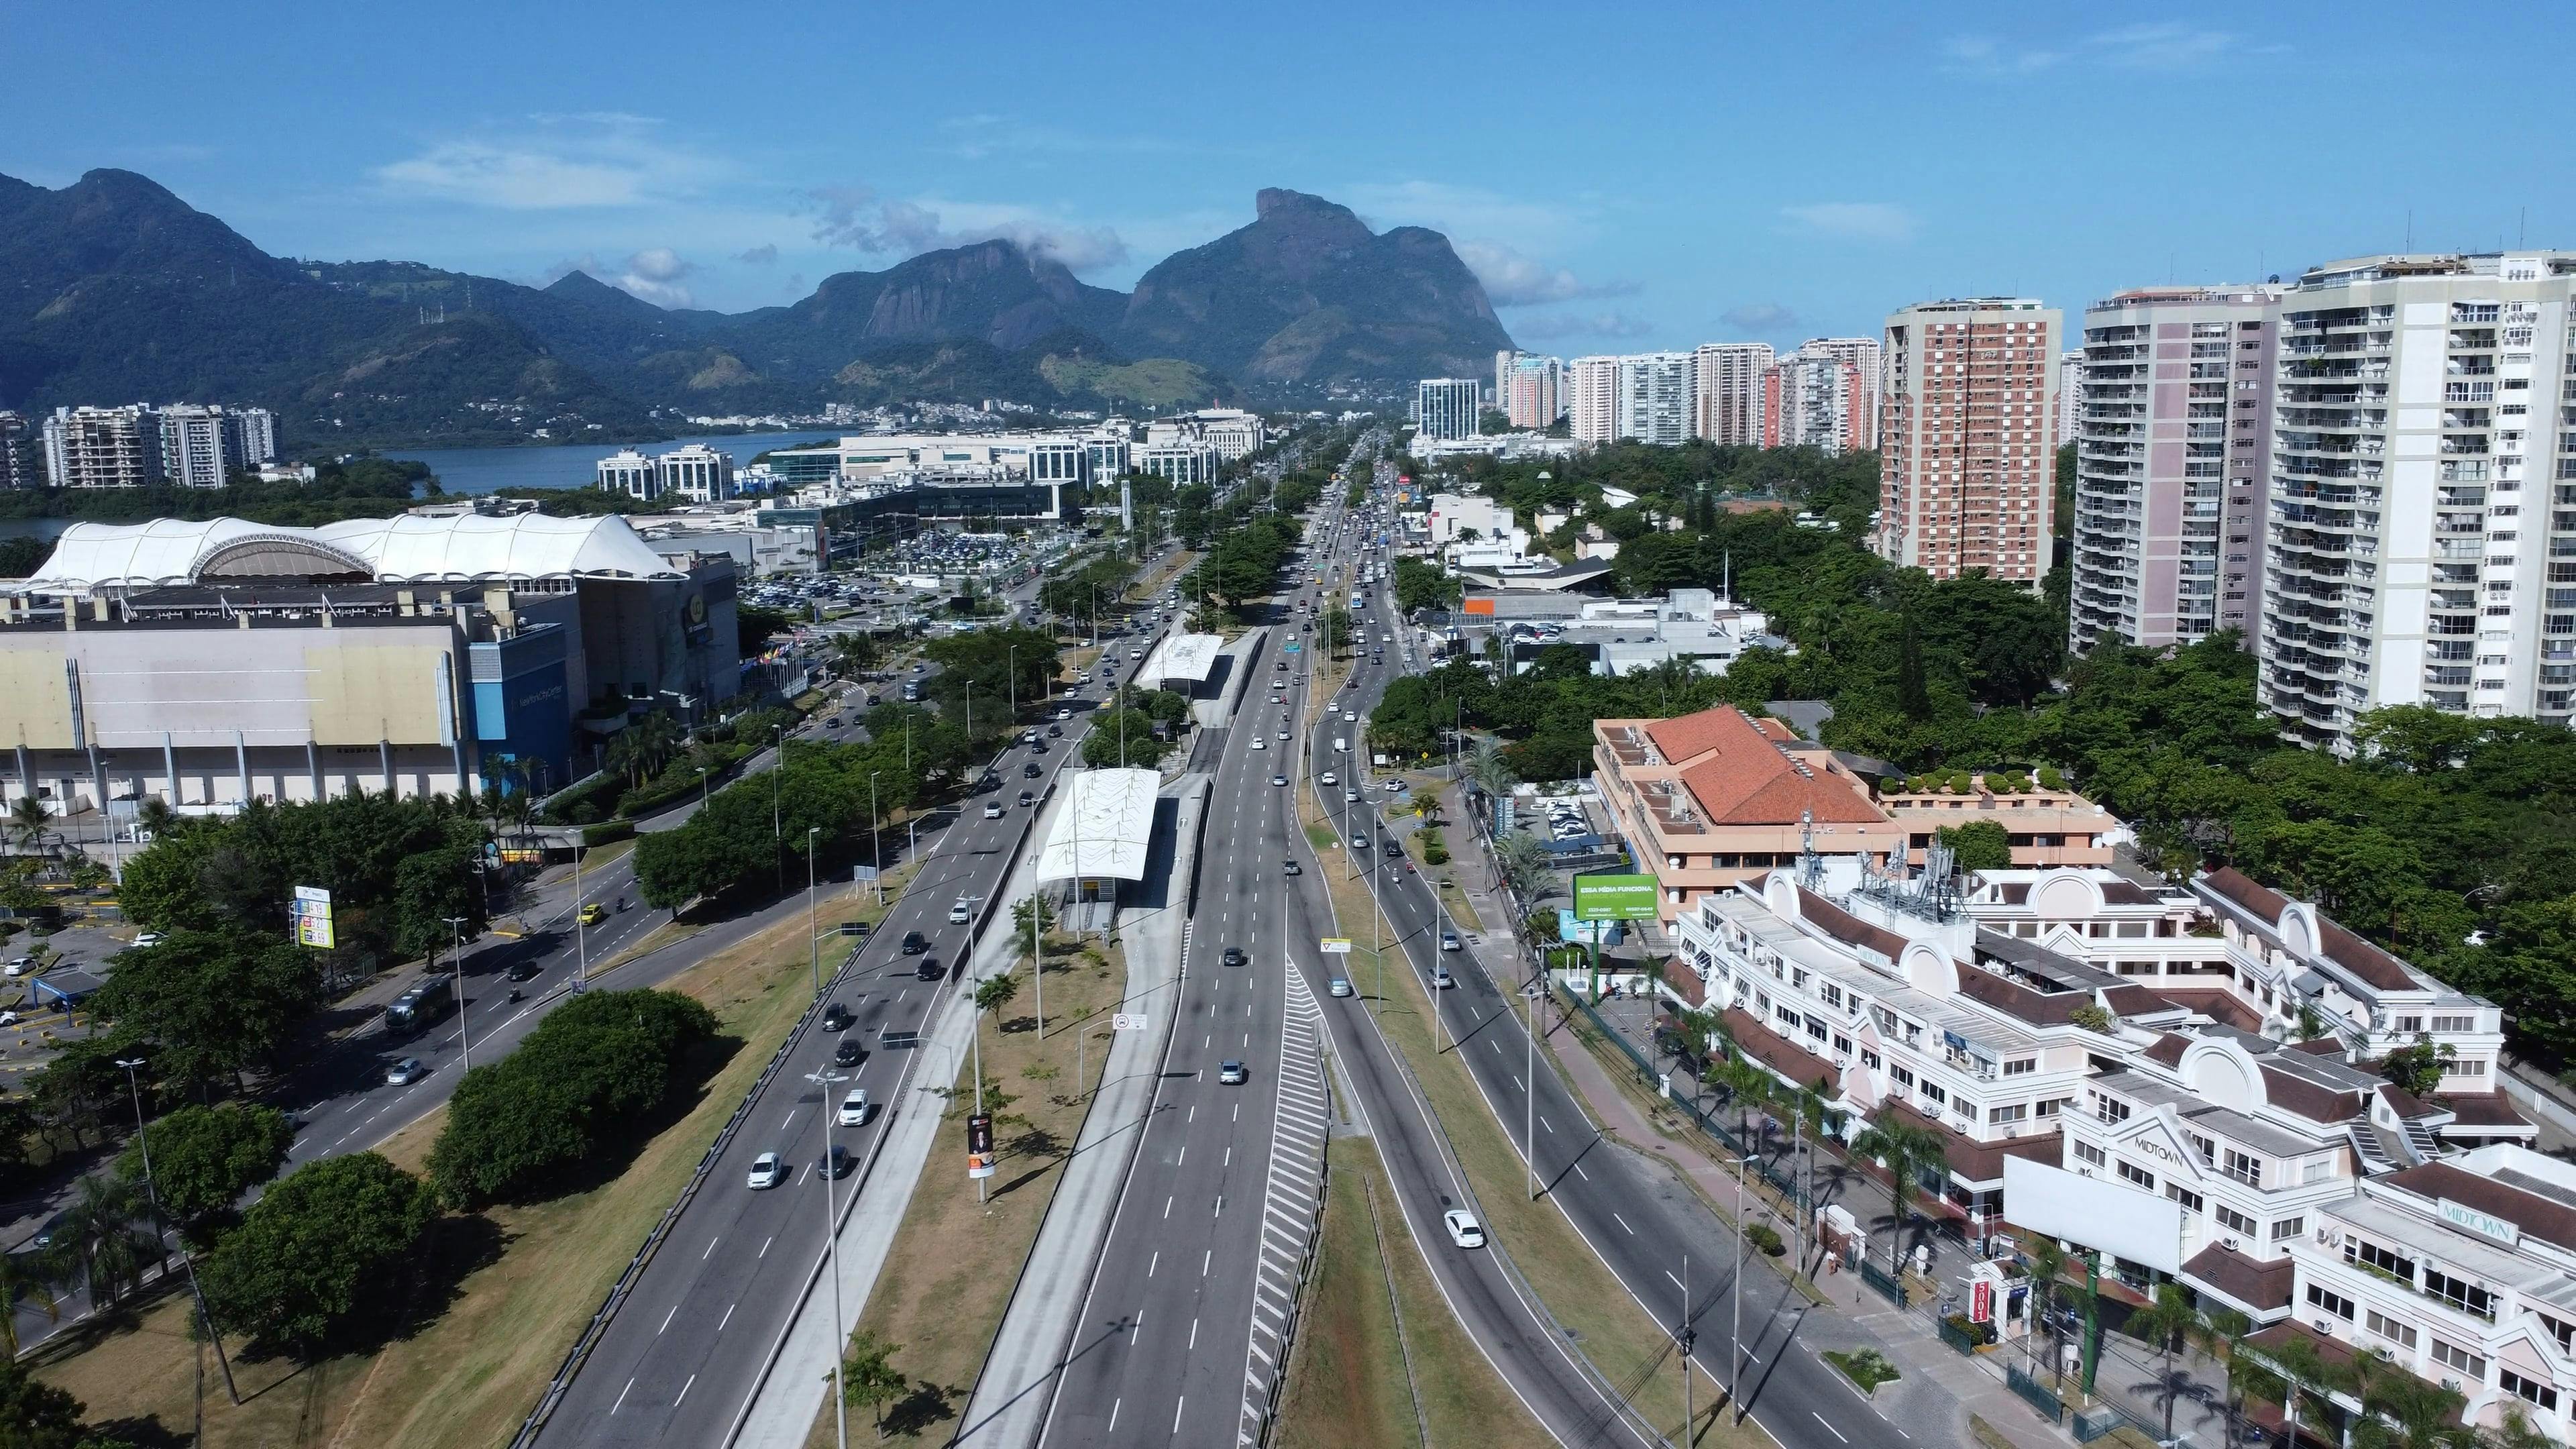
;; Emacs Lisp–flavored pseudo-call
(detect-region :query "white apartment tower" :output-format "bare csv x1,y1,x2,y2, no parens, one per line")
1568,356,1621,444
1801,336,1882,445
2068,286,2281,652
1615,351,1695,445
1876,299,2063,588
2259,252,2576,753
597,448,660,500
1414,378,1483,441
1504,354,1564,429
41,405,162,489
1764,351,1870,453
157,405,232,489
1692,343,1774,444
2055,349,2085,451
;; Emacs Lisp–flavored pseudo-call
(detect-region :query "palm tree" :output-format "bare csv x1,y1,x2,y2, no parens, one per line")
1848,1115,1948,1277
2024,1236,2068,1379
1464,738,1514,804
1493,832,1552,908
0,1250,60,1357
2353,1368,2473,1449
2196,1305,2253,1444
7,794,51,857
2241,1332,2333,1449
56,1173,159,1309
2124,1282,2203,1440
133,796,178,843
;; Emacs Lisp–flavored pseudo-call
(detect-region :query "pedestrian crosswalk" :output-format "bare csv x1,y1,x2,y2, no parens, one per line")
1238,961,1328,1445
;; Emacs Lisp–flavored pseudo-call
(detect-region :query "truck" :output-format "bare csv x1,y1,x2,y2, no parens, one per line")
384,981,455,1036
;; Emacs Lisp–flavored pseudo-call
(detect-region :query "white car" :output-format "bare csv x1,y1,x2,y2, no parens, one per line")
1277,729,1291,740
949,898,974,923
837,1089,871,1127
747,1152,786,1189
1251,738,1268,750
983,800,1004,818
1271,775,1289,787
1,957,32,977
385,1057,427,1086
131,932,164,949
1320,771,1338,786
1345,790,1360,803
1440,930,1462,951
1443,1210,1486,1249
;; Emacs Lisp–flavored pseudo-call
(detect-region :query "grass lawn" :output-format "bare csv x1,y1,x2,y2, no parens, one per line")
1274,1135,1554,1449
804,934,1128,1446
1305,851,1766,1449
30,877,912,1449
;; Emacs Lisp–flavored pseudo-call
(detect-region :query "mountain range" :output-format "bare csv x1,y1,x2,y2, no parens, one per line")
0,171,1516,447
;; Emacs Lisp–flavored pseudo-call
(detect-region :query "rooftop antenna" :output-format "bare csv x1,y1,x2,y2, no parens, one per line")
1796,808,1823,889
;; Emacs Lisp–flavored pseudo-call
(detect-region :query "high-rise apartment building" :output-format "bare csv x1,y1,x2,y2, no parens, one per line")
1690,343,1773,444
158,405,232,488
1568,356,1621,443
41,405,162,490
1876,299,2063,588
1614,351,1694,445
1495,350,1521,406
1503,354,1563,429
0,413,42,491
1415,378,1482,441
1799,336,1882,445
225,407,276,470
1761,350,1870,453
2257,253,2576,753
2067,286,2280,652
2055,350,2085,451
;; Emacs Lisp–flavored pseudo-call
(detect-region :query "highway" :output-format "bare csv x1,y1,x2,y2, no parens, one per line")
531,588,1179,1446
1299,492,1913,1449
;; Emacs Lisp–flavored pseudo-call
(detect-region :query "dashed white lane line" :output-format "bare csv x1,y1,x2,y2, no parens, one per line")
612,1377,635,1414
1815,1412,1849,1443
1613,1212,1634,1234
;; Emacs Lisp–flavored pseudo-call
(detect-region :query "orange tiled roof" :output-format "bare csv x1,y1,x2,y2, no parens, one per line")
1638,706,1883,829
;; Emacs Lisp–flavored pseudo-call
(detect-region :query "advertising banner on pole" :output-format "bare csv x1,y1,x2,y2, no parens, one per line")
967,1113,996,1179
290,885,335,949
1571,873,1660,922
1320,938,1354,955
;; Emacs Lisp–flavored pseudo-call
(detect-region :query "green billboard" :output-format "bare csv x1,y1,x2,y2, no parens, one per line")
1572,873,1660,922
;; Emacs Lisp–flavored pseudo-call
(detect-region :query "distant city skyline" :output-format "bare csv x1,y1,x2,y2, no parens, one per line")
5,1,2567,354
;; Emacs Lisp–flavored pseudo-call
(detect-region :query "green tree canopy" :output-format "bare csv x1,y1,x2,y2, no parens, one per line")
1935,820,2013,873
199,1152,438,1354
115,1102,293,1242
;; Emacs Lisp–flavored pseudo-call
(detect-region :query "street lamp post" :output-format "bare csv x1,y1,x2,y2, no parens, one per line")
773,724,786,896
572,839,588,991
868,773,884,906
697,765,710,811
114,1057,239,1405
445,915,470,1069
806,826,823,996
807,1065,852,1449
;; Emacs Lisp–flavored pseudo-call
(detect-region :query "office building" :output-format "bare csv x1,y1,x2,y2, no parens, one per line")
41,406,162,490
1615,351,1695,445
1875,299,2063,588
655,443,736,503
1568,356,1621,443
2258,252,2576,753
1800,337,1882,446
1415,378,1483,441
2067,286,2281,652
1762,350,1871,453
1692,343,1774,444
596,448,661,500
1504,354,1564,430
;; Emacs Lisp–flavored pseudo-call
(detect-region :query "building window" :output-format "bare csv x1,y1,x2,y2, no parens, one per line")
1861,1049,1882,1071
1989,1104,2027,1126
2075,1140,2107,1169
2004,1057,2036,1076
2092,1091,2131,1125
2423,1269,2496,1322
2347,1238,2416,1284
2367,1311,2419,1351
1921,1081,1948,1106
1892,1065,1915,1087
2432,1339,2487,1381
2432,1014,2476,1032
2502,1371,2559,1413
2215,1203,2256,1237
2306,1284,2356,1321
2188,1132,2216,1165
2118,1160,2156,1191
2038,1096,2072,1118
2223,1150,2263,1187
2271,1217,2305,1242
2165,1183,2204,1214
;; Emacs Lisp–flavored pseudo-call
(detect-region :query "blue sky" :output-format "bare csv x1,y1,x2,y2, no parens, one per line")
7,1,2568,354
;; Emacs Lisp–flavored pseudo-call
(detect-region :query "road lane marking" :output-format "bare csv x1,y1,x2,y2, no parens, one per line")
612,1377,634,1414
1815,1413,1848,1442
1163,1195,1173,1219
674,1373,696,1407
659,1304,676,1334
704,1236,720,1258
1173,1397,1185,1434
1108,1399,1120,1433
1613,1212,1634,1234
719,1302,735,1330
1202,1249,1212,1276
759,1236,772,1258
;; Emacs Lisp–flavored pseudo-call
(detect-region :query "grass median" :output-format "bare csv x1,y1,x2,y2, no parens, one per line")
30,871,915,1449
804,933,1128,1446
1275,1134,1554,1449
1307,837,1770,1449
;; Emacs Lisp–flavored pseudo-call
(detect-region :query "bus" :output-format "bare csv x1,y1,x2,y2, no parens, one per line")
385,981,455,1036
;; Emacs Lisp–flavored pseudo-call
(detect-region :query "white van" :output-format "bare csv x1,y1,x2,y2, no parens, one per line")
1334,737,1349,753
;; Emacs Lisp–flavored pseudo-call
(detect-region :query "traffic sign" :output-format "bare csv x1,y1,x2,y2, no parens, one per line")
1320,937,1353,954
1112,1012,1150,1030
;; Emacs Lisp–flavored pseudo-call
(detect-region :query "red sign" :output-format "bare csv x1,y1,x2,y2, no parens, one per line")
1970,1279,1994,1324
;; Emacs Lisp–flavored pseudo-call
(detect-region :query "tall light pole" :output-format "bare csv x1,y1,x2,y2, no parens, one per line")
115,1057,239,1405
807,1065,852,1449
445,915,470,1069
1007,643,1019,727
806,826,823,996
1527,962,1539,1200
773,724,786,896
696,765,710,812
572,839,588,992
868,773,884,906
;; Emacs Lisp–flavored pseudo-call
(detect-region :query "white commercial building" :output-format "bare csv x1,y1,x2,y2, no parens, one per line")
1415,378,1482,441
2256,252,2576,753
1615,352,1695,445
655,443,737,503
1568,356,1621,444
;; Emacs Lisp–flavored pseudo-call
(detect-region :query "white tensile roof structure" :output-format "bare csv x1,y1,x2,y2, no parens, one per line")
1138,632,1223,688
1032,768,1161,883
15,513,686,596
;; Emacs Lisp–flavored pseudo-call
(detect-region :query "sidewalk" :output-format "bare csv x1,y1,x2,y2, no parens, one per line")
952,777,1208,1449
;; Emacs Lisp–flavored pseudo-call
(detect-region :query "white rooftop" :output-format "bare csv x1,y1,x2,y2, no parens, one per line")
1033,768,1161,883
15,513,686,596
1139,632,1224,687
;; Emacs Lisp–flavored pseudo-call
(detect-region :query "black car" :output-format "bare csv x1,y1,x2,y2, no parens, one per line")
817,1144,855,1179
1046,723,1063,737
902,930,928,955
1222,946,1246,967
1029,739,1048,755
916,957,943,981
822,1002,853,1032
833,1036,865,1067
1275,659,1289,672
1024,761,1043,778
504,960,540,983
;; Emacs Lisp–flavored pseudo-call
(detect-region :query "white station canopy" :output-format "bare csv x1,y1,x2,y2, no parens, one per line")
1033,768,1160,883
16,512,687,596
1138,632,1223,688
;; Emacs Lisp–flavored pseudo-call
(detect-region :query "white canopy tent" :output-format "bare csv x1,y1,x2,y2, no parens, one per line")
1033,767,1161,885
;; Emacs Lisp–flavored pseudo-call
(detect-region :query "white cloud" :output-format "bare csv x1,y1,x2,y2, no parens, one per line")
1341,180,1587,254
1780,203,1918,244
1943,23,2247,75
1454,239,1634,308
370,114,717,211
733,244,778,267
535,248,698,307
1512,311,1656,341
807,186,1128,274
1722,303,1802,333
1939,35,2066,74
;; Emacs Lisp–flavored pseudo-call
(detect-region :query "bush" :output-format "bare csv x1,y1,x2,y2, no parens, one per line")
199,1152,438,1354
582,819,636,847
427,987,720,1207
1746,1222,1784,1255
1945,1311,1998,1345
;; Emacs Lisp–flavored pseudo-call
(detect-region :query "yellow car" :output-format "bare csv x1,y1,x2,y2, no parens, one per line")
578,903,606,926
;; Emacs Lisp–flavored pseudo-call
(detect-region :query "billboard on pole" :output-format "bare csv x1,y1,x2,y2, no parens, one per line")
1571,873,1659,922
290,885,335,949
967,1113,996,1179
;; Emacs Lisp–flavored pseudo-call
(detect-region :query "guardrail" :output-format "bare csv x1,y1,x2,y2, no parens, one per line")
1249,1159,1332,1447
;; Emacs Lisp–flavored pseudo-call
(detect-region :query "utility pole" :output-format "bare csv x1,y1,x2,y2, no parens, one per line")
808,1065,852,1449
868,773,883,906
1527,962,1538,1199
573,843,588,991
1731,1152,1745,1421
1791,1110,1804,1279
972,989,987,1205
115,1058,239,1405
1029,881,1044,1038
1680,1252,1696,1444
445,916,470,1069
773,725,785,896
807,826,822,996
